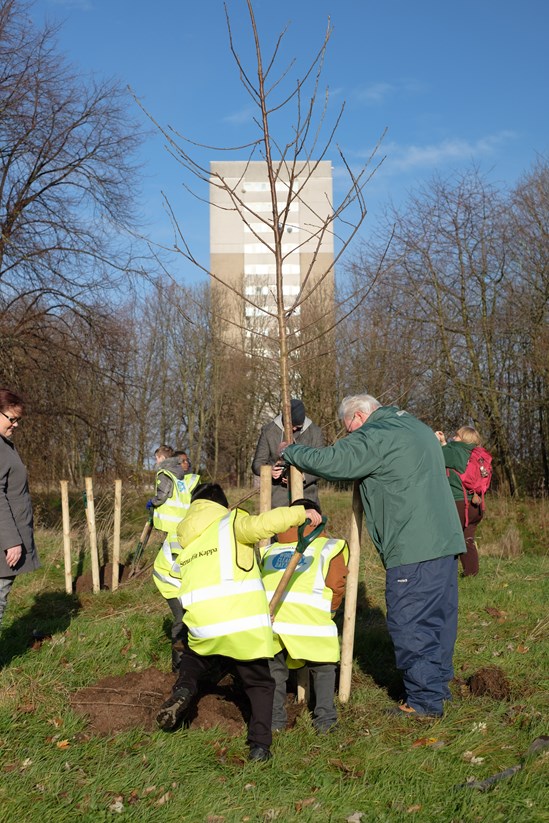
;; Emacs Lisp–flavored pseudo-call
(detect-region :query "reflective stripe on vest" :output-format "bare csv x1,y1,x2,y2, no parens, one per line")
153,472,200,534
152,538,184,598
261,536,347,662
176,510,273,660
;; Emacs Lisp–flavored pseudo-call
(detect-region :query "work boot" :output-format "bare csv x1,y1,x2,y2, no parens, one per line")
384,702,441,721
156,687,193,731
248,745,272,762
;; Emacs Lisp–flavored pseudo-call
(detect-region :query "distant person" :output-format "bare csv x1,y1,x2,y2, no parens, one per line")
435,427,492,577
174,450,192,474
252,399,324,507
154,482,322,762
0,389,40,628
260,499,348,733
147,445,200,538
150,445,200,672
280,393,465,720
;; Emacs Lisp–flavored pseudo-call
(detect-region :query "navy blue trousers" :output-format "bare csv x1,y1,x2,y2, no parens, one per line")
385,554,458,716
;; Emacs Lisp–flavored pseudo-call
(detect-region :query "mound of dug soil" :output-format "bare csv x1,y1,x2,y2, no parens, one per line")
70,667,249,736
468,665,512,700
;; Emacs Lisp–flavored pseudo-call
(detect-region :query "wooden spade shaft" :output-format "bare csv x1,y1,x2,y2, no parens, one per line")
269,549,302,618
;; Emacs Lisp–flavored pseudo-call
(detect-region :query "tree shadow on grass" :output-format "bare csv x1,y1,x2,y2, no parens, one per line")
0,590,82,668
347,582,403,701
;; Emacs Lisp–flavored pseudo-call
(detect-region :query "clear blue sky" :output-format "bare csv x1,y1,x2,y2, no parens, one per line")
31,0,549,284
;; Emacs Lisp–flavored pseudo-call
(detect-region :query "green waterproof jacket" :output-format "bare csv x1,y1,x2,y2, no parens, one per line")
283,406,465,570
441,441,475,501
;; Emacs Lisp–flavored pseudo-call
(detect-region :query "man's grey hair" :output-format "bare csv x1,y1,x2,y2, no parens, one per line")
339,394,382,420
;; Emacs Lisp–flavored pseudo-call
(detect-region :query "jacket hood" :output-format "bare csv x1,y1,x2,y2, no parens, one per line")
158,456,186,479
177,499,229,547
272,413,313,433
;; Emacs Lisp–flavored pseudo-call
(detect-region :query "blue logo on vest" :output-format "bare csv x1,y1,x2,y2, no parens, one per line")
271,551,309,571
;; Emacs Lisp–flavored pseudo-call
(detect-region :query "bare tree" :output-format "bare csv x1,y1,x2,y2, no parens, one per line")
0,0,143,331
0,0,148,480
139,0,383,454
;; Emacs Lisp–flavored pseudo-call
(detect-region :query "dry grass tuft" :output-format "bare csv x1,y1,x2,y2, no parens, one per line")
480,523,523,558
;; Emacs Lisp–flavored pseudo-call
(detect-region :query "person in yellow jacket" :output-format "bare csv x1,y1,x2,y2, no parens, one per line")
155,482,322,763
149,445,200,672
260,499,349,733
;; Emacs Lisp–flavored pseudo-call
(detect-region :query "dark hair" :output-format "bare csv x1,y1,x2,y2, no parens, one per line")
191,482,229,508
290,498,322,515
0,388,25,413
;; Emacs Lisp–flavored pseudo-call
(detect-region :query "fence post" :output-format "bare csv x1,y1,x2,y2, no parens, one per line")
112,478,122,591
60,480,72,595
339,480,363,703
84,477,100,594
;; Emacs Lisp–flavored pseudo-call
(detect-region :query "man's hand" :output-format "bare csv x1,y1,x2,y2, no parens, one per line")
304,509,322,527
146,499,154,510
5,545,22,567
278,440,291,457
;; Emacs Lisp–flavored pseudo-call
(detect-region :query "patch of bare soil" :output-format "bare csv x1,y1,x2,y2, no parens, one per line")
70,668,250,736
70,667,310,738
467,665,512,700
74,563,131,593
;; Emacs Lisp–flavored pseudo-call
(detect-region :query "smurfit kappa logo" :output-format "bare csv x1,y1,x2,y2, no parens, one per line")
271,551,309,571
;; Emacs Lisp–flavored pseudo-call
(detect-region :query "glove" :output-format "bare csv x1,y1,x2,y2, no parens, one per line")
146,499,154,510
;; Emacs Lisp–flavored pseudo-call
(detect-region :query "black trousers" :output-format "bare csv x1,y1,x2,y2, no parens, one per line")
174,646,275,749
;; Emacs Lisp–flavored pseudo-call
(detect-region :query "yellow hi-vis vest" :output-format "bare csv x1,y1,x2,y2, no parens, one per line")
260,536,349,662
154,510,274,661
153,536,184,600
153,471,200,536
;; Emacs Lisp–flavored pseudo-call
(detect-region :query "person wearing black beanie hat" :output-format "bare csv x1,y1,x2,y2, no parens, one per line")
251,398,324,507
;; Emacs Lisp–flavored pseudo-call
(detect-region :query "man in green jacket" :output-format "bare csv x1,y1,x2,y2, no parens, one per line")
281,393,465,719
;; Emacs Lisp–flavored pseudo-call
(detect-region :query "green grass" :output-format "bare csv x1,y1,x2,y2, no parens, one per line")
0,492,548,822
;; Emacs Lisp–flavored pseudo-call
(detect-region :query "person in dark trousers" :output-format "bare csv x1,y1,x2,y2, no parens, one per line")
260,499,348,733
252,398,324,507
435,426,485,577
0,388,40,629
154,482,322,762
280,393,465,720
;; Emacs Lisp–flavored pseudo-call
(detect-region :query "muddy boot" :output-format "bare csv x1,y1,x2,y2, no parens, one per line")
156,687,194,731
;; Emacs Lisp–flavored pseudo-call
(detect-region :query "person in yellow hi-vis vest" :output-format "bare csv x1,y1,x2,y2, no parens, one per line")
260,499,349,733
147,445,200,536
154,483,322,763
149,445,200,672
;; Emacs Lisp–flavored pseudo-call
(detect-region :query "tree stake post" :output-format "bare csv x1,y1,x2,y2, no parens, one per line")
60,480,72,595
112,479,122,591
339,480,363,702
84,477,100,594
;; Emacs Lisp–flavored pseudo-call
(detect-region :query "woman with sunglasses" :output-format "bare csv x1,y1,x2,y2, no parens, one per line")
0,388,40,628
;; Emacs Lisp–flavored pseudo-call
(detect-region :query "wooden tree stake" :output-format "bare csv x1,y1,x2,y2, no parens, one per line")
258,465,272,551
60,480,72,595
84,477,100,594
290,466,307,702
339,480,363,703
112,479,122,591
